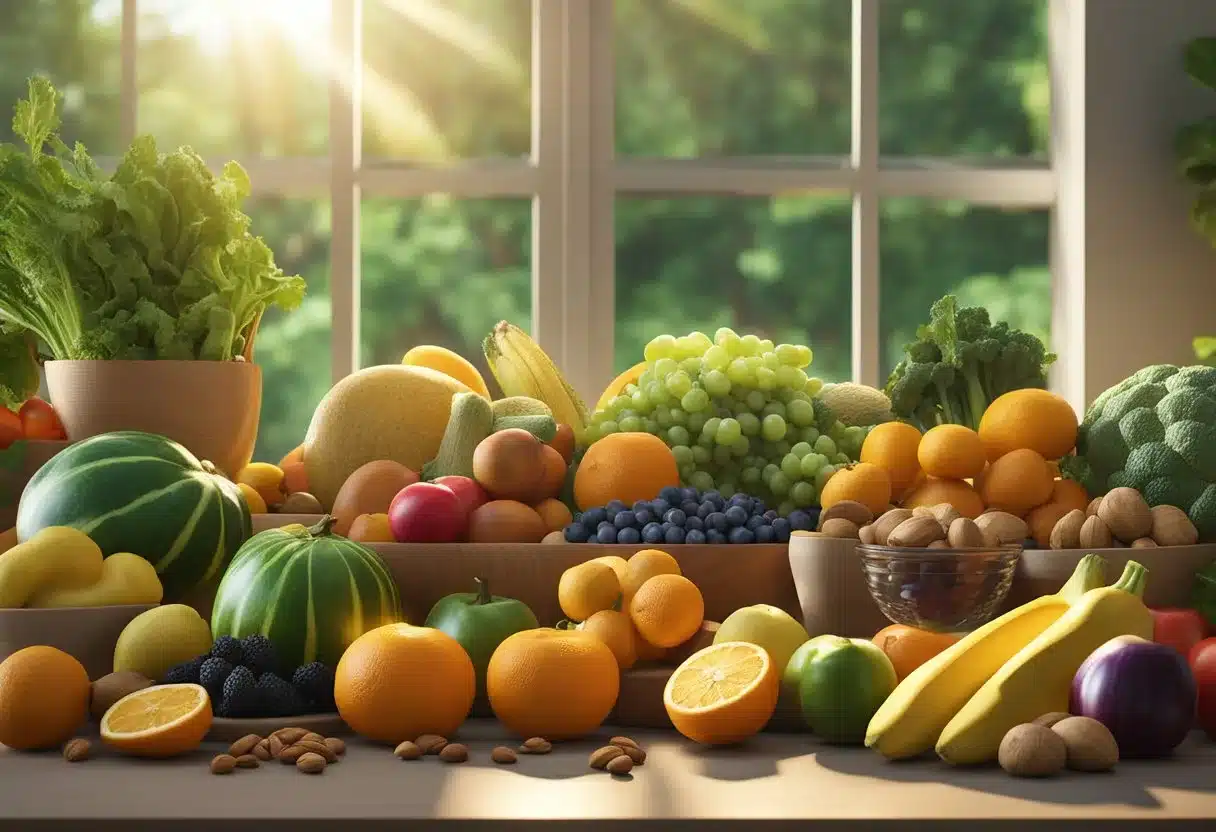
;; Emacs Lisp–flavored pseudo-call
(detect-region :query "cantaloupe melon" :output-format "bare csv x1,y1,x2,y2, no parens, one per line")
303,365,472,508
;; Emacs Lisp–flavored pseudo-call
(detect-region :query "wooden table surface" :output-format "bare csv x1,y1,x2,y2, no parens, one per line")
2,720,1215,829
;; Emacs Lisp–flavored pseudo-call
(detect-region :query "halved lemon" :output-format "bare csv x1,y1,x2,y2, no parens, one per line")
100,683,212,757
663,641,779,745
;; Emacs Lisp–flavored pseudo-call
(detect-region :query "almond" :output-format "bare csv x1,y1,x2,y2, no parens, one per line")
62,738,91,762
623,745,646,765
491,746,518,764
415,734,448,754
253,739,271,761
974,511,1028,545
589,745,626,769
297,739,337,763
521,737,552,754
818,500,873,529
871,509,913,546
324,737,346,757
235,754,259,769
273,727,309,745
606,754,634,776
228,734,262,758
946,517,985,549
609,736,639,749
301,732,326,745
819,517,860,539
927,503,961,530
278,744,308,764
394,741,422,760
210,754,238,775
296,752,327,774
439,743,469,763
887,515,946,547
858,523,878,544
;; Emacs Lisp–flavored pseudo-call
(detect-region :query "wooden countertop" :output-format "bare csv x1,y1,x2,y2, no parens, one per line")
2,720,1215,829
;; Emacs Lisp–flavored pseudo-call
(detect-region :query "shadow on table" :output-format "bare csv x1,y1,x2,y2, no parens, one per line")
813,737,1216,810
685,733,813,782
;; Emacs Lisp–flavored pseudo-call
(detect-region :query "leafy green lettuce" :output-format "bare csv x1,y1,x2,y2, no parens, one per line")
0,76,305,394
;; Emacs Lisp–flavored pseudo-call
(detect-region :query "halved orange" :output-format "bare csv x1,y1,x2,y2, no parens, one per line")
100,683,212,757
663,641,779,745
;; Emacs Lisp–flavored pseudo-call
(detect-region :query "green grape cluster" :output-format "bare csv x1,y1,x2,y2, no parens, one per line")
585,328,869,516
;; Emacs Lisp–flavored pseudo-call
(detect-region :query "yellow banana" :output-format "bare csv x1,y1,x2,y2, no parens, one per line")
864,554,1108,760
935,560,1152,766
483,321,589,437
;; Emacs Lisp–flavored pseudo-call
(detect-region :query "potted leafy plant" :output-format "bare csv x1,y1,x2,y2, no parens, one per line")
0,77,304,476
1177,37,1216,366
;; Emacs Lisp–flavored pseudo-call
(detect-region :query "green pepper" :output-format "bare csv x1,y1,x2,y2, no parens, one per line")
791,634,898,744
424,577,539,697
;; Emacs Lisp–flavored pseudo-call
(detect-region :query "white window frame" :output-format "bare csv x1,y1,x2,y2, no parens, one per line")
114,0,1079,409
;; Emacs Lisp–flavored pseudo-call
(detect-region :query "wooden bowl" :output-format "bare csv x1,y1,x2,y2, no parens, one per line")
0,604,157,680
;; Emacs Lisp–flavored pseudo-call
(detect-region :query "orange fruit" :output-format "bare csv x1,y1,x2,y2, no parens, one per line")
548,423,577,465
0,646,90,750
1050,477,1089,514
901,478,985,519
487,628,620,739
573,432,680,512
663,641,779,745
348,512,394,543
557,561,621,622
99,683,212,757
629,574,704,648
818,462,892,516
621,548,682,609
533,497,573,533
237,482,268,514
279,444,304,469
335,623,475,744
872,625,959,681
535,445,568,502
590,555,629,586
579,609,640,670
860,422,923,498
979,389,1079,462
635,638,667,663
977,448,1054,516
1026,501,1072,548
917,425,986,480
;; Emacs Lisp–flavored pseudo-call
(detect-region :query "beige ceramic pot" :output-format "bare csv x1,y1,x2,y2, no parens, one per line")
0,604,157,681
44,360,262,478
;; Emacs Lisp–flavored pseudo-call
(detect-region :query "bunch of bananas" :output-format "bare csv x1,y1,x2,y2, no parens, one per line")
483,321,589,439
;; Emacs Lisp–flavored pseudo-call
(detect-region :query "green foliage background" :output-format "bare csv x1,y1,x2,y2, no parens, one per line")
1,0,1051,463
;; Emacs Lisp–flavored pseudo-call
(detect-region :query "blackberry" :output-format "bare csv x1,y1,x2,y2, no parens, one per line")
255,673,305,717
199,657,234,700
239,634,278,676
219,665,258,718
161,655,205,685
292,662,336,711
209,635,243,665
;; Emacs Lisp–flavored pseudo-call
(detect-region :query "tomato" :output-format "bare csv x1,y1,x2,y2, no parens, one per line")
1189,638,1216,740
18,397,65,441
1150,607,1207,657
0,408,21,450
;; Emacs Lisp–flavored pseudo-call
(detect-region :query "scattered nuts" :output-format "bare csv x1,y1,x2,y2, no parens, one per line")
819,517,860,539
818,500,873,529
325,737,346,757
589,745,627,769
273,727,309,745
1079,515,1113,549
1032,712,1071,729
870,509,913,546
974,511,1028,545
1086,497,1102,517
62,738,91,762
606,754,635,776
887,515,946,547
439,743,469,763
210,754,238,775
623,745,647,765
278,744,308,764
1150,504,1199,547
296,752,327,774
521,737,552,754
1131,537,1158,548
1051,716,1119,772
229,734,263,758
268,735,284,758
609,736,639,749
947,517,985,549
998,723,1067,778
89,672,152,721
491,746,518,764
1098,487,1153,543
415,734,448,754
857,523,878,544
1049,509,1085,550
235,754,260,769
394,741,422,760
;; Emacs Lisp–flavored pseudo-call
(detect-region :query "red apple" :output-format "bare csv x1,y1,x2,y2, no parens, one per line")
432,475,489,519
388,482,465,543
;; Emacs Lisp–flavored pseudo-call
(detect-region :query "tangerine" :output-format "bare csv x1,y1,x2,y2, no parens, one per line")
573,433,680,512
860,421,923,499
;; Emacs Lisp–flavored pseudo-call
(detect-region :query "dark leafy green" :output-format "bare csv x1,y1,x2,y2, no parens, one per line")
0,76,305,401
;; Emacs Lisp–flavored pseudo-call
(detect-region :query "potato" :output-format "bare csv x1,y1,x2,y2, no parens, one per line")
1048,509,1085,550
1149,504,1198,547
1079,514,1113,549
1097,487,1152,543
974,511,1028,545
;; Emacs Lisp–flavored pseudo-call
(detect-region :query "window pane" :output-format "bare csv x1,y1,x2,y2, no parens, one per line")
360,197,531,394
362,0,531,160
137,0,330,157
879,199,1051,382
879,0,1049,158
249,198,332,464
614,0,850,156
615,197,852,381
0,0,122,153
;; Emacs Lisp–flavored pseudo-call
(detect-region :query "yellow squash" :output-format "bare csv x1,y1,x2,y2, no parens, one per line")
0,527,105,608
935,560,1152,766
865,554,1107,759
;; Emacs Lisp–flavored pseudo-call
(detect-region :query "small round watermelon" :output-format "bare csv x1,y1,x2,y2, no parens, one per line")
16,430,252,601
210,516,403,670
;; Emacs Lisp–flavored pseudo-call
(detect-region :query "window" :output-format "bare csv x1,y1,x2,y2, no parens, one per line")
3,0,1057,463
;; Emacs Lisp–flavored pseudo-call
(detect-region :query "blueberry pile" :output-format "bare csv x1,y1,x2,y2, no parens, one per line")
563,486,819,545
161,635,336,718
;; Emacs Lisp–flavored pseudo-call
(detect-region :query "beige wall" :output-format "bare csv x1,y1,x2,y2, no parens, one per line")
1081,0,1216,401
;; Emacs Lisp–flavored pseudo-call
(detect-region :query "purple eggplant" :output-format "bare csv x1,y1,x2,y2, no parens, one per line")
1070,635,1197,758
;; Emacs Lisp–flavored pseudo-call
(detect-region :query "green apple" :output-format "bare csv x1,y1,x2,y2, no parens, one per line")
714,604,810,677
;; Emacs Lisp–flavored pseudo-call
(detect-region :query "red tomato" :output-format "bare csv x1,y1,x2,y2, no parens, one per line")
18,397,65,441
1150,607,1207,657
1189,638,1216,740
0,408,21,450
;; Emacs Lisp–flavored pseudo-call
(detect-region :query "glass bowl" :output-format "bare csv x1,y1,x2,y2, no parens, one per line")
857,544,1023,632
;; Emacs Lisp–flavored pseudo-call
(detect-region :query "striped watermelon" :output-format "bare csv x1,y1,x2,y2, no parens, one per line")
16,430,251,601
210,516,403,670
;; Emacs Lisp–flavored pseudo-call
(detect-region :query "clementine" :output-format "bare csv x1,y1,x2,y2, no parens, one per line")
0,646,91,750
573,432,679,511
872,624,958,681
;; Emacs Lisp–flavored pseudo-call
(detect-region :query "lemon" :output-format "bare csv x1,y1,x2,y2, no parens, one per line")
113,604,213,681
714,604,810,677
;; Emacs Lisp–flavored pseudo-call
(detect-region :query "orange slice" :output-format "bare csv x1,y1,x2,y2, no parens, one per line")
663,641,779,745
100,683,212,757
